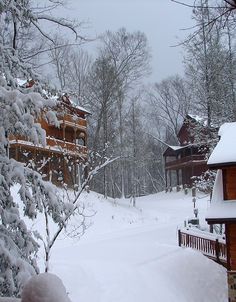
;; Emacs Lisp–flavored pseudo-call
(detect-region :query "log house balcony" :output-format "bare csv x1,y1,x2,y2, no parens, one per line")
58,114,87,130
165,154,207,170
9,135,88,158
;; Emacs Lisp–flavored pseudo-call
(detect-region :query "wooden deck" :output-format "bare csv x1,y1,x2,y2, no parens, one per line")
9,136,88,157
178,229,227,267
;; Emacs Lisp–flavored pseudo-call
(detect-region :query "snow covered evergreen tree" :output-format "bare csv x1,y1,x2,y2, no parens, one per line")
0,0,82,297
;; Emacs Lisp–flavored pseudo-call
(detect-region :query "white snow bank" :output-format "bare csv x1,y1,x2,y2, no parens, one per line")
47,191,226,302
21,273,71,302
11,185,226,302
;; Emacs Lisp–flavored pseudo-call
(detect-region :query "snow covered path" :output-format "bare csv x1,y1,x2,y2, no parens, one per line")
47,191,227,302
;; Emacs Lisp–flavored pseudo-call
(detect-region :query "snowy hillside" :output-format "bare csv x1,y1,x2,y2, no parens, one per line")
31,189,227,302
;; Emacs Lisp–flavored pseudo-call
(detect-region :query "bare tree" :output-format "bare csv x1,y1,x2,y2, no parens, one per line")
183,0,236,128
149,75,192,144
48,36,92,97
89,28,151,197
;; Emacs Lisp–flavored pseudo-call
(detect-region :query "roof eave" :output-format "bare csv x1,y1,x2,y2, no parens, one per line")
206,217,236,224
208,161,236,169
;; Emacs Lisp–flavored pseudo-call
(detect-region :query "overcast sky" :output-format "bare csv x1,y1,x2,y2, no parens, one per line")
61,0,194,83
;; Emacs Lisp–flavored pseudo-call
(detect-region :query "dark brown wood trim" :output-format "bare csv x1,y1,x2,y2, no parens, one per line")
222,169,227,200
206,218,236,224
208,162,236,170
225,224,231,270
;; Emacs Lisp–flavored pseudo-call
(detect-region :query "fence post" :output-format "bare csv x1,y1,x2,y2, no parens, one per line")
178,229,181,247
215,239,220,262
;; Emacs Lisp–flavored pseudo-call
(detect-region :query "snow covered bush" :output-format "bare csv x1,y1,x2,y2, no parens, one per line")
193,169,216,194
21,273,71,302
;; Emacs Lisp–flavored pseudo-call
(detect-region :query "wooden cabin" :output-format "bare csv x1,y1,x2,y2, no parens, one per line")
163,115,208,188
206,122,236,301
9,95,90,187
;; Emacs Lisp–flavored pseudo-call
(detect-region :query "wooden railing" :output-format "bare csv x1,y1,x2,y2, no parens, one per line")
9,136,88,157
58,114,87,129
166,155,206,169
178,229,227,267
46,137,87,155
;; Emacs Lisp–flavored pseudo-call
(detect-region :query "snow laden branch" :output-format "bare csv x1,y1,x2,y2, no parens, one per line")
40,155,119,272
36,15,84,41
171,0,229,9
172,0,236,36
0,0,86,86
0,81,65,296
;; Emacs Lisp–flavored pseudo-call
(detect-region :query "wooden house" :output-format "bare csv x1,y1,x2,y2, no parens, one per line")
9,95,90,187
206,122,236,301
163,115,208,188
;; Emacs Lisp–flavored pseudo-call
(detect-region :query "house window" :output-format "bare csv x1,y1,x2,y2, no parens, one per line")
223,167,236,200
76,132,86,146
76,138,85,146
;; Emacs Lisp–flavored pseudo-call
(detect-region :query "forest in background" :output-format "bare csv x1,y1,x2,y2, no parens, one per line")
37,0,236,199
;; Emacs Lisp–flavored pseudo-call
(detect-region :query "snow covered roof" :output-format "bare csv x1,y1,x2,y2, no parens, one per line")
163,143,199,156
187,114,208,126
16,78,28,87
168,145,185,151
74,104,91,115
207,122,236,167
206,170,236,222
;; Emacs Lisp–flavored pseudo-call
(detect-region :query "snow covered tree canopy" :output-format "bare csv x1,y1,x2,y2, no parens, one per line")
0,0,82,87
0,77,72,297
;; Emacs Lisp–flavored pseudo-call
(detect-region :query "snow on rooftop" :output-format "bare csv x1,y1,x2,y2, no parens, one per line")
208,122,236,166
206,170,236,220
187,114,208,126
168,145,183,151
75,104,91,115
16,78,27,87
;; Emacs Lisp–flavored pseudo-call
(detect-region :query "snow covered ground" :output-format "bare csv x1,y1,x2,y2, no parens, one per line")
38,189,227,302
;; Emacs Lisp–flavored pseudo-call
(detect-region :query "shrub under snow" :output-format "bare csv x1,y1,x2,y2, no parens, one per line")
21,273,71,302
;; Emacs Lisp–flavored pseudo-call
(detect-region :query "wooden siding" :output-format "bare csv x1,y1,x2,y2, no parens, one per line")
178,121,194,145
223,167,236,200
226,223,236,270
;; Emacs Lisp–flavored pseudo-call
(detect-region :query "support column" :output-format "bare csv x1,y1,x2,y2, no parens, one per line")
169,170,172,191
165,169,168,190
74,128,77,144
15,146,18,161
48,152,51,182
228,271,236,302
63,124,66,141
176,169,180,186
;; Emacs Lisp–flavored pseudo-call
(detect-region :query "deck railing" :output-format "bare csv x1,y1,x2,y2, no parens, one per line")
46,137,87,155
9,136,88,156
178,229,227,267
58,114,87,129
166,155,206,169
